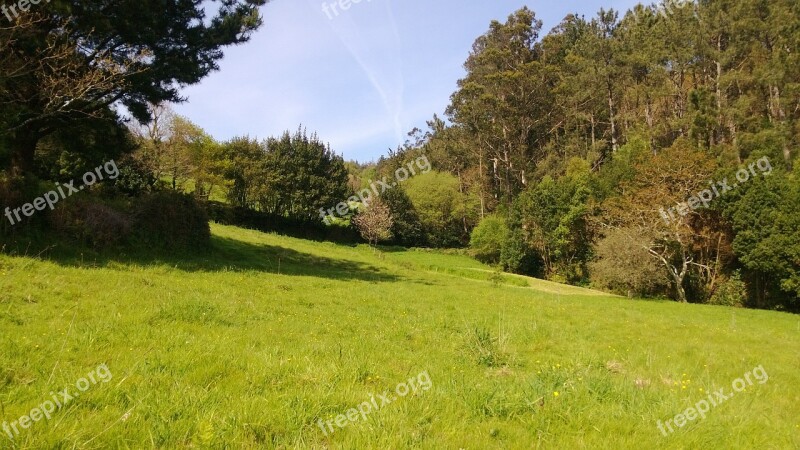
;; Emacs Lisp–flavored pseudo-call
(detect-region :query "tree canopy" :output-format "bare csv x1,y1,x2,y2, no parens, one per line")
0,0,268,174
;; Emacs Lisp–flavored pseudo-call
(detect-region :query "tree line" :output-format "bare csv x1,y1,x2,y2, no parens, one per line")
0,0,797,311
411,1,798,310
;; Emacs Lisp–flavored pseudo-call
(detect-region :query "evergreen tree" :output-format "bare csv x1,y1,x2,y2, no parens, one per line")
0,0,267,174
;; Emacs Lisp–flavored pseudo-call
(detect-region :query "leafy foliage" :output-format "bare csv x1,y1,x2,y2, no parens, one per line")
417,1,799,309
469,214,509,265
709,272,748,308
0,0,268,174
515,159,593,283
589,227,668,297
220,130,349,222
405,171,478,247
722,167,800,309
379,187,425,247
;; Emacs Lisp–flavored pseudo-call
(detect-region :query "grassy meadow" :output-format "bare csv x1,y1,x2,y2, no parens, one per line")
0,223,798,448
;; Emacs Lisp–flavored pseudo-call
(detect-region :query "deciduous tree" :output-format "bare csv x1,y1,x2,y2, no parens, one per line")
353,199,393,248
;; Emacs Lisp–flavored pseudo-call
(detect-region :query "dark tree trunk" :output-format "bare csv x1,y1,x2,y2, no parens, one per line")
9,133,39,176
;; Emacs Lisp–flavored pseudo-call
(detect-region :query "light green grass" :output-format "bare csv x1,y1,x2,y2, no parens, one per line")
0,224,798,448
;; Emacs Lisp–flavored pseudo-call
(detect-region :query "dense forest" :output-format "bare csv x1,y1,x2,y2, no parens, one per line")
1,0,798,311
394,0,800,311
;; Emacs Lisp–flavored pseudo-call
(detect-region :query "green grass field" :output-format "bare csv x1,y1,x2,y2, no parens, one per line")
0,224,798,449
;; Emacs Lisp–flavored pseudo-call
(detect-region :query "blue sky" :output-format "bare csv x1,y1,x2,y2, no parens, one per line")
174,0,644,163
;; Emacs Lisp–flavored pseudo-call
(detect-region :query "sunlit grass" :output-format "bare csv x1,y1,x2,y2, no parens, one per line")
0,223,797,448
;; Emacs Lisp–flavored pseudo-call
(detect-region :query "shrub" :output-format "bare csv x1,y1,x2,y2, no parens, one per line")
709,272,747,308
132,191,210,250
589,227,668,297
81,203,132,248
49,200,132,249
110,156,158,196
470,214,508,264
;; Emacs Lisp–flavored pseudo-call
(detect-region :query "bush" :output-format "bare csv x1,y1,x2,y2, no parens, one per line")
132,191,210,250
49,200,132,249
110,156,158,196
469,214,508,264
589,227,668,297
709,272,747,307
81,203,132,248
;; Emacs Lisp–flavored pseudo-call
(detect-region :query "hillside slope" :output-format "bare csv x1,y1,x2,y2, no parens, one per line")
0,224,797,448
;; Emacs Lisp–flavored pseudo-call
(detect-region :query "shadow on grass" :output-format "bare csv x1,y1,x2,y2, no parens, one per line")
4,234,398,283
377,245,410,253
